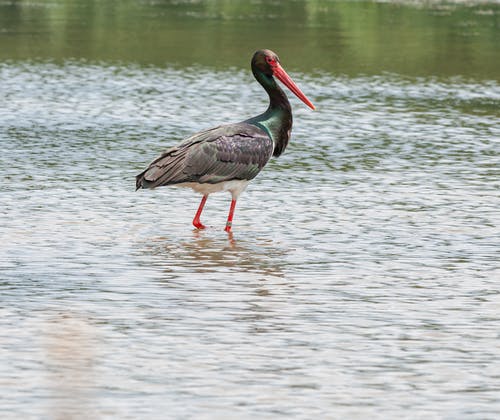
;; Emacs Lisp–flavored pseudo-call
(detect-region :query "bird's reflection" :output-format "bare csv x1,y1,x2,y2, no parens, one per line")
139,228,287,281
136,229,295,335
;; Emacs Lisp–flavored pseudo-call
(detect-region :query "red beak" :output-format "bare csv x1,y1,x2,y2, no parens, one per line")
273,63,315,110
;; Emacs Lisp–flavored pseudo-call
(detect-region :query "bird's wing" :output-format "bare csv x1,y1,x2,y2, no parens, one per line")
136,123,273,189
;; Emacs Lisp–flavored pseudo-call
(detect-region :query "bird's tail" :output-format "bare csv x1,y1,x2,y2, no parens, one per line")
135,169,148,191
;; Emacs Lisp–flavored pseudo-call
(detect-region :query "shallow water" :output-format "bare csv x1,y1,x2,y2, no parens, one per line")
1,0,500,418
1,61,499,418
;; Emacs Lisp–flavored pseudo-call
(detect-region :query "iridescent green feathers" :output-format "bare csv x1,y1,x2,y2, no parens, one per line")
247,49,293,157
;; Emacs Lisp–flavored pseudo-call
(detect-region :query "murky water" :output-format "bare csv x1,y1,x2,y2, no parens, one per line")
1,0,500,418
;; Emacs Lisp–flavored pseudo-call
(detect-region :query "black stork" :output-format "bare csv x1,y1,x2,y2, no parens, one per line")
136,49,315,232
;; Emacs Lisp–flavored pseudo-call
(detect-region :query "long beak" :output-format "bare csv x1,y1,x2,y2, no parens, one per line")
273,63,315,110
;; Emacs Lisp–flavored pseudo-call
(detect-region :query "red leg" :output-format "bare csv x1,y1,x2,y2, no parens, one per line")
192,195,208,229
224,199,237,232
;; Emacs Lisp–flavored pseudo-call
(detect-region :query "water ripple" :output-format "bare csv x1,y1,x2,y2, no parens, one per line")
1,61,499,418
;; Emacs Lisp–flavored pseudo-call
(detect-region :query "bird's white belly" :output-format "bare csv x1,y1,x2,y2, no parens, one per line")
176,180,250,199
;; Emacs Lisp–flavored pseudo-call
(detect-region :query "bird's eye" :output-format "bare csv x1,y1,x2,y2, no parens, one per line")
266,57,277,66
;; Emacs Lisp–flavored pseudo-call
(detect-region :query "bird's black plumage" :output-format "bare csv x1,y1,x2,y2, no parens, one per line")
136,122,272,190
135,49,314,232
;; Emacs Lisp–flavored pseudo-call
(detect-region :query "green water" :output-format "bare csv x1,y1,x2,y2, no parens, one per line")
1,0,499,79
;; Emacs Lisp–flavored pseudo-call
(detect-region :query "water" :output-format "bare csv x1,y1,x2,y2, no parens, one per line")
1,0,500,79
1,1,500,419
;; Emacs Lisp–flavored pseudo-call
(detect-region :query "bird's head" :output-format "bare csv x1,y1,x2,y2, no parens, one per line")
252,49,315,110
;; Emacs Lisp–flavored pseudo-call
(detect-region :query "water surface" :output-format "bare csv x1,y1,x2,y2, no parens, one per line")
1,1,500,418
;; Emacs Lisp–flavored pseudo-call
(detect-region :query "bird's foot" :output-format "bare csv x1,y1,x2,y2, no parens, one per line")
193,221,206,230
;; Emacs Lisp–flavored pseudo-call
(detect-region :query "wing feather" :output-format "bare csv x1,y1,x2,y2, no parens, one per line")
136,123,272,190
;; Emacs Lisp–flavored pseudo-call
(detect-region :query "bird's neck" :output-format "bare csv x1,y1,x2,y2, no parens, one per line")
245,71,293,157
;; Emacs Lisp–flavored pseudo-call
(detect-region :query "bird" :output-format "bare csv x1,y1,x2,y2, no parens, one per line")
136,49,315,232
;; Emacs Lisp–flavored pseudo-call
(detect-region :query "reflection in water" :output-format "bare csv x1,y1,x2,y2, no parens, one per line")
136,230,294,336
0,0,499,79
138,229,286,281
